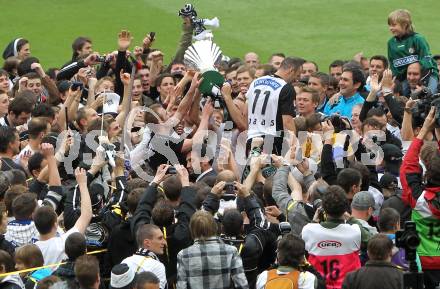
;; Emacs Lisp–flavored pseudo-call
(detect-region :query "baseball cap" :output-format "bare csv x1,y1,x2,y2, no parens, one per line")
380,173,398,190
351,191,375,211
110,264,137,289
382,144,403,175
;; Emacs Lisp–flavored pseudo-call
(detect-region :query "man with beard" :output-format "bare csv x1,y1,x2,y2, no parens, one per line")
185,142,217,183
0,126,24,172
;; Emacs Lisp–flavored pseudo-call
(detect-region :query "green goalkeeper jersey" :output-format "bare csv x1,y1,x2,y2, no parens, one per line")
387,32,438,81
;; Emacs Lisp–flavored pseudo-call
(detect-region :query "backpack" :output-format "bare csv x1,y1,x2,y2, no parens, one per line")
264,269,299,289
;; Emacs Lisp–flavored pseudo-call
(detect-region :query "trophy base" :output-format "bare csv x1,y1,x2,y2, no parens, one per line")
199,70,225,96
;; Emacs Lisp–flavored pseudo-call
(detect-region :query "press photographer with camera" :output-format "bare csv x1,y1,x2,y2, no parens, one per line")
130,164,196,287
202,156,279,289
400,105,440,288
400,107,440,288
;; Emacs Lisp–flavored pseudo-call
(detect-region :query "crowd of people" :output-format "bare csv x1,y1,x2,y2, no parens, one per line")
0,7,440,289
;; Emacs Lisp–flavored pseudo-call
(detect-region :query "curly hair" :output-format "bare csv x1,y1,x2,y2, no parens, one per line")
322,185,348,218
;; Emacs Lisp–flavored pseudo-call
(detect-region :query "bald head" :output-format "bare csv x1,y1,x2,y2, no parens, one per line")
407,62,422,89
244,52,259,68
216,170,236,183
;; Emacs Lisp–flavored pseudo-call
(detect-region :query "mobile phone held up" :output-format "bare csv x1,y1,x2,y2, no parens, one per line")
149,32,156,41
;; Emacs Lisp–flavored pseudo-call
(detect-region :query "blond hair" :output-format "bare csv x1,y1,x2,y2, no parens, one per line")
190,211,218,241
388,9,414,33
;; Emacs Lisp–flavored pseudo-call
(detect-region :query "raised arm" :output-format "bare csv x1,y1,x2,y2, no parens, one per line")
74,167,93,234
57,53,100,81
401,99,416,141
57,88,81,130
401,107,435,207
131,164,168,236
221,83,248,132
115,70,131,128
31,62,61,105
41,143,63,210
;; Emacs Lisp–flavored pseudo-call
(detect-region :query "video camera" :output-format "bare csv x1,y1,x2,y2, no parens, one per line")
321,114,352,133
95,55,107,63
395,221,420,261
411,89,440,128
395,221,424,289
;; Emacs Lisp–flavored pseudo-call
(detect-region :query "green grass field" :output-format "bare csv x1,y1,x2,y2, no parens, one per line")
1,0,440,70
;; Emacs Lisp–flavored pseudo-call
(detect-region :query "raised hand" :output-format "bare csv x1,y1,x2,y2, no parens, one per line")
19,150,32,170
41,143,55,157
150,50,164,64
321,119,334,136
265,205,282,217
211,181,226,198
380,69,393,91
270,154,284,168
118,30,133,51
153,164,169,184
84,53,101,66
234,181,249,198
189,72,202,91
421,106,436,133
120,70,131,87
175,164,189,186
370,73,380,92
18,77,28,92
201,99,214,118
221,82,232,99
30,62,46,78
75,167,88,186
142,34,154,49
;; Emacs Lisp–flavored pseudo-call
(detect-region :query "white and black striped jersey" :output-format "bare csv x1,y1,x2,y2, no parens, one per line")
246,75,295,140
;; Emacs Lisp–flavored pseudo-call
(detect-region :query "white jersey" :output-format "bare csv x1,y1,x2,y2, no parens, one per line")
246,76,285,139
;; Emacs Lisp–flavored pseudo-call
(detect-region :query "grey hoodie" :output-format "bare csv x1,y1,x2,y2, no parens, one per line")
1,274,25,289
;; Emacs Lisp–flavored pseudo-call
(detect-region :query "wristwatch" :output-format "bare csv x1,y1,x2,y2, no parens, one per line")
404,107,413,114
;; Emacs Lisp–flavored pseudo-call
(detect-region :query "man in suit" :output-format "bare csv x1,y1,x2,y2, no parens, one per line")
185,143,217,184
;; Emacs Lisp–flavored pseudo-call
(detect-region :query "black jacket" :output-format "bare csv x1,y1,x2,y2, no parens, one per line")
0,234,15,257
131,183,196,284
104,218,137,275
63,175,127,249
56,60,88,81
342,260,403,289
359,96,404,126
203,193,278,289
53,260,75,282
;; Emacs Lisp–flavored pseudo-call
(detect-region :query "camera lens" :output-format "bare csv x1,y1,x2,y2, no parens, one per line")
406,234,420,250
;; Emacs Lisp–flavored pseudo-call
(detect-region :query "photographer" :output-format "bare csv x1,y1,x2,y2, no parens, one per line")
400,106,440,288
203,158,279,289
130,164,196,287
